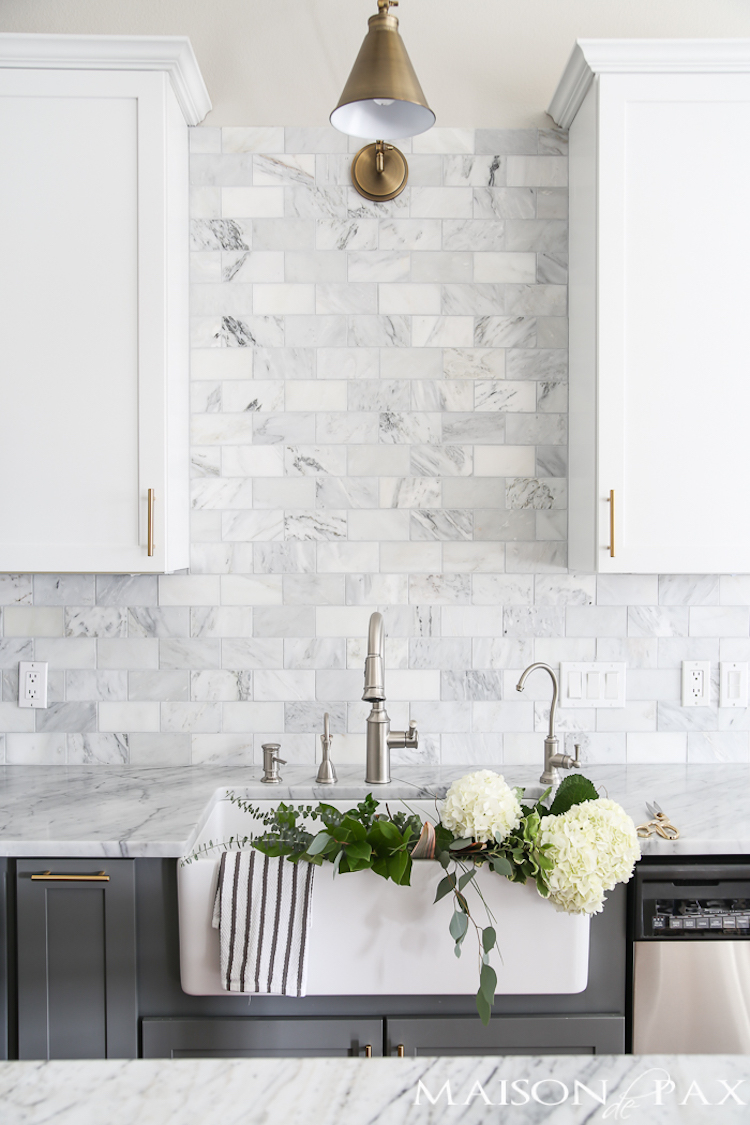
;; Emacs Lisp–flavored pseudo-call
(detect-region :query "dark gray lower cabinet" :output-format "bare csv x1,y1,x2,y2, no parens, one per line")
142,1017,384,1058
16,858,137,1059
386,1015,625,1056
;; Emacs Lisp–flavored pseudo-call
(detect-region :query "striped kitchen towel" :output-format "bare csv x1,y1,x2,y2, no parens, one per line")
211,849,314,996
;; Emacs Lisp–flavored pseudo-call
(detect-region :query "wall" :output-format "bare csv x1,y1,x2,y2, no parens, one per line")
2,0,750,128
1,125,748,770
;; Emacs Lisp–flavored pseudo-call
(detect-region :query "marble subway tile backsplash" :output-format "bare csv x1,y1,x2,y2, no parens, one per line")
2,127,750,767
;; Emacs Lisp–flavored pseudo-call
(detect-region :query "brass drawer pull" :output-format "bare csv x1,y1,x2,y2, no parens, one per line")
609,489,615,558
31,871,109,882
397,1044,405,1057
148,488,155,557
364,1044,372,1057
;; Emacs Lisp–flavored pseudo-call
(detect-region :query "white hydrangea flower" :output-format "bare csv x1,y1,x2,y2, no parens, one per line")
539,797,641,915
441,770,522,844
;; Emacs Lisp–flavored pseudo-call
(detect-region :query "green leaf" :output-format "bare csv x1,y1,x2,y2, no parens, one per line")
449,837,474,851
454,943,463,959
438,851,451,870
370,856,388,879
482,926,496,955
434,875,455,904
480,962,497,1006
345,841,372,863
388,849,409,884
548,773,598,817
449,910,469,942
368,819,404,849
306,831,331,856
458,868,476,891
491,855,513,878
476,989,491,1026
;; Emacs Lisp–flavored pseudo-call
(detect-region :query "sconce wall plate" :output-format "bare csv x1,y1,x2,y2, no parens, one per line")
350,140,408,202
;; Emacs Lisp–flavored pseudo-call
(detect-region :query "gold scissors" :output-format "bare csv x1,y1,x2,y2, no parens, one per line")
637,801,680,840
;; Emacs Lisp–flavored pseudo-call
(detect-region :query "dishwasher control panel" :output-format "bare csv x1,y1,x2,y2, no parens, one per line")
635,863,750,940
649,898,750,937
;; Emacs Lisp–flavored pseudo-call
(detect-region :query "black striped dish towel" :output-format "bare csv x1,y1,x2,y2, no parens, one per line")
211,850,314,996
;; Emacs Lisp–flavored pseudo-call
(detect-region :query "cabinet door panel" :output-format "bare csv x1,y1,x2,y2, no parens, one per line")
0,66,188,573
142,1017,384,1059
598,73,750,573
16,858,137,1059
387,1015,625,1056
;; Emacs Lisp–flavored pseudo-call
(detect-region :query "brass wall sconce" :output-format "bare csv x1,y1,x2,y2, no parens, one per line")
330,0,435,201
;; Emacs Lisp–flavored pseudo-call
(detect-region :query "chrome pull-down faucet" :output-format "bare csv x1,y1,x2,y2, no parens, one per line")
515,662,581,787
363,611,418,784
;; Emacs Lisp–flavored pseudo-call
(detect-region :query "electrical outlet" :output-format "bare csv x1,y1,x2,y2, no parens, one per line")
681,660,710,707
18,661,48,709
720,661,748,708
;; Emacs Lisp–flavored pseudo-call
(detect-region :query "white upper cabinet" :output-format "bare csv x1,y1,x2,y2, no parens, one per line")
551,41,750,573
0,36,210,572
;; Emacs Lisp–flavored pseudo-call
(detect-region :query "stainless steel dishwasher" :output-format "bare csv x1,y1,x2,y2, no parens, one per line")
633,862,750,1053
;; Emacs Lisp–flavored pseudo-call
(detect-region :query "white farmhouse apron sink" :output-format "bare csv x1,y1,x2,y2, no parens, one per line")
177,793,590,997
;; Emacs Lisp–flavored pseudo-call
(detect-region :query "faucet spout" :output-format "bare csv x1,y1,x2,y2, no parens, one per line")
516,662,558,740
516,662,579,788
362,610,386,703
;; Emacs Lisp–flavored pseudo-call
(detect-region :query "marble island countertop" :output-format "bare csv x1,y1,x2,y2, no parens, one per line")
0,762,746,859
1,1055,750,1124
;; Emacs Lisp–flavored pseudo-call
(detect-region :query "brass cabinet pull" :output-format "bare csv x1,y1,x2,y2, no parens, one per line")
397,1044,405,1057
364,1044,372,1058
31,871,109,882
609,489,615,558
147,488,155,557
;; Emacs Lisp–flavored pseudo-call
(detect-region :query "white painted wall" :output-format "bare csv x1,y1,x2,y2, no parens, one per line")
1,0,749,126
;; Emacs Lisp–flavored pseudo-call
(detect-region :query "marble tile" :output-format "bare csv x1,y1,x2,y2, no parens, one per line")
473,187,536,220
66,671,127,701
659,574,720,605
190,670,253,702
411,509,473,542
67,733,129,764
378,220,442,251
221,126,284,153
443,155,505,187
474,315,536,348
442,219,505,251
315,218,378,251
129,671,189,702
628,606,689,637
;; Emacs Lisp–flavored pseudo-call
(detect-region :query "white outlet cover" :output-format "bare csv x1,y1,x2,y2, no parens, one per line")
559,663,626,708
18,660,48,709
681,660,711,707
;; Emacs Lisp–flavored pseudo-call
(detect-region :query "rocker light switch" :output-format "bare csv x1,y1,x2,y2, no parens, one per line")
720,662,748,708
560,663,626,708
18,661,48,708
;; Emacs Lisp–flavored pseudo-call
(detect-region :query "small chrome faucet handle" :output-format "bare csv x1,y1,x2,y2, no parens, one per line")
261,742,286,784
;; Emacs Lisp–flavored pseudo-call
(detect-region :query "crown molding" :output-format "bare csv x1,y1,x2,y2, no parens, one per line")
548,38,750,129
0,34,211,125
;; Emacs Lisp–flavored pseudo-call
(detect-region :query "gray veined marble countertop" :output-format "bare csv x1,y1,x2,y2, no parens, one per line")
1,1055,750,1124
0,762,748,859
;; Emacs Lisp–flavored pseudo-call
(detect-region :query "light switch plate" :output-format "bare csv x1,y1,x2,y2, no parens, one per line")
18,660,48,708
560,663,626,708
720,661,748,708
682,660,711,707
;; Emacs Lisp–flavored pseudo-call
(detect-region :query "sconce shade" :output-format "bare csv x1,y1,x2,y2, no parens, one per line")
330,8,435,140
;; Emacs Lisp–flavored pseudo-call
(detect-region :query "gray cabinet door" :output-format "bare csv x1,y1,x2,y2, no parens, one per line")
386,1015,625,1056
16,858,137,1059
142,1017,384,1059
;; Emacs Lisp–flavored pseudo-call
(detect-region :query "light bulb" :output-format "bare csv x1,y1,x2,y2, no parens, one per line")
374,98,394,106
